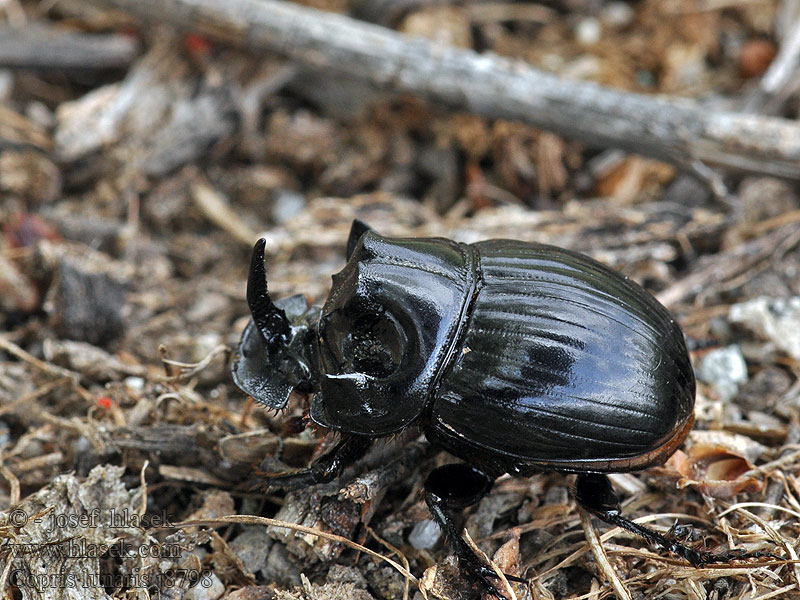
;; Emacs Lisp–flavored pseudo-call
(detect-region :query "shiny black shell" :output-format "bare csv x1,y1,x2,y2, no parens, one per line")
428,239,695,475
311,231,695,475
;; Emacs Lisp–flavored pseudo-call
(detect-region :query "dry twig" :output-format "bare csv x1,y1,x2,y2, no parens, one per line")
82,0,800,179
579,508,632,600
190,181,259,246
0,336,81,382
175,515,420,587
745,18,800,114
0,24,139,70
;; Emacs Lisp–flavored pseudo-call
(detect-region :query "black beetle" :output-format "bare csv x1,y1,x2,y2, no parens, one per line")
232,221,772,595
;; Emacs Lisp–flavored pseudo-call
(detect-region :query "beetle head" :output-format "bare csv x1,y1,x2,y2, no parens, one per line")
231,239,320,409
311,223,473,436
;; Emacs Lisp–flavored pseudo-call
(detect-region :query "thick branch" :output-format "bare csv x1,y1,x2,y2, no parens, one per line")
84,0,800,179
0,25,139,70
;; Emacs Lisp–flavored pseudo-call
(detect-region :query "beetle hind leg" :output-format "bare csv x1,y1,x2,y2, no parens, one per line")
425,463,526,599
575,473,780,566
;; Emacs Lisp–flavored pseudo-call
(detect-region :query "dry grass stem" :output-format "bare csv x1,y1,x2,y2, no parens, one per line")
579,508,632,600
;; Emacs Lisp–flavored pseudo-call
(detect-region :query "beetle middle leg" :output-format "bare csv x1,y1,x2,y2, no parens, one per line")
251,434,373,492
575,473,780,566
425,463,527,598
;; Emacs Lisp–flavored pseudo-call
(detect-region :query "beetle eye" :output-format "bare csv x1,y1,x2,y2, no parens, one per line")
322,307,404,378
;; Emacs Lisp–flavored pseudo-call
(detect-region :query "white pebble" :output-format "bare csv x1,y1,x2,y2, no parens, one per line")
272,189,306,224
730,296,800,361
409,518,441,550
601,2,635,28
124,376,145,391
696,345,748,402
183,572,224,600
575,18,602,45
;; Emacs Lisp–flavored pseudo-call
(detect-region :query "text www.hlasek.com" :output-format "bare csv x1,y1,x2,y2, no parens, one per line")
2,538,184,560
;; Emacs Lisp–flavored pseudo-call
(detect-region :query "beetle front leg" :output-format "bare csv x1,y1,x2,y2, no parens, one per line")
425,463,525,599
252,434,372,492
575,473,780,566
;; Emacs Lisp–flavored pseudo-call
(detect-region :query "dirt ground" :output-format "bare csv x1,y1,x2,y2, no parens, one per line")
1,1,800,599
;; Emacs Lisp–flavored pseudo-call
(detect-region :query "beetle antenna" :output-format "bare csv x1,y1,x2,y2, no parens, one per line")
247,238,291,352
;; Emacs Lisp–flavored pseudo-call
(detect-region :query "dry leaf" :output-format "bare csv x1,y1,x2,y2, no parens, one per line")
668,441,762,498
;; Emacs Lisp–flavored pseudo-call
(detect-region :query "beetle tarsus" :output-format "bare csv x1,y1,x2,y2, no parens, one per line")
688,548,783,566
576,473,781,566
465,564,513,600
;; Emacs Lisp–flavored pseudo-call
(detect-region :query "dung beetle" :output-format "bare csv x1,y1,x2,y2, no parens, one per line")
232,220,773,595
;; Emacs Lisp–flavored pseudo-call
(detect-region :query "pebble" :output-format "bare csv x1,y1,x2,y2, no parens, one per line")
696,345,748,402
601,2,635,28
124,376,145,391
272,189,306,224
408,518,441,550
730,296,800,361
229,527,272,575
184,572,225,600
575,17,602,45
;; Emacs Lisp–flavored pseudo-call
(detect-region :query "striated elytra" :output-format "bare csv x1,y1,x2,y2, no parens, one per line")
231,220,775,597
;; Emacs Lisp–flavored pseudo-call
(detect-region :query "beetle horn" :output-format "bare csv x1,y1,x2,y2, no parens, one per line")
346,219,374,260
247,239,291,352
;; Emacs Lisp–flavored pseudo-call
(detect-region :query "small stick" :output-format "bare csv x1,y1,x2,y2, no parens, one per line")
579,507,632,600
462,529,518,600
0,336,81,382
174,515,418,583
0,466,20,506
190,181,259,247
744,19,800,113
